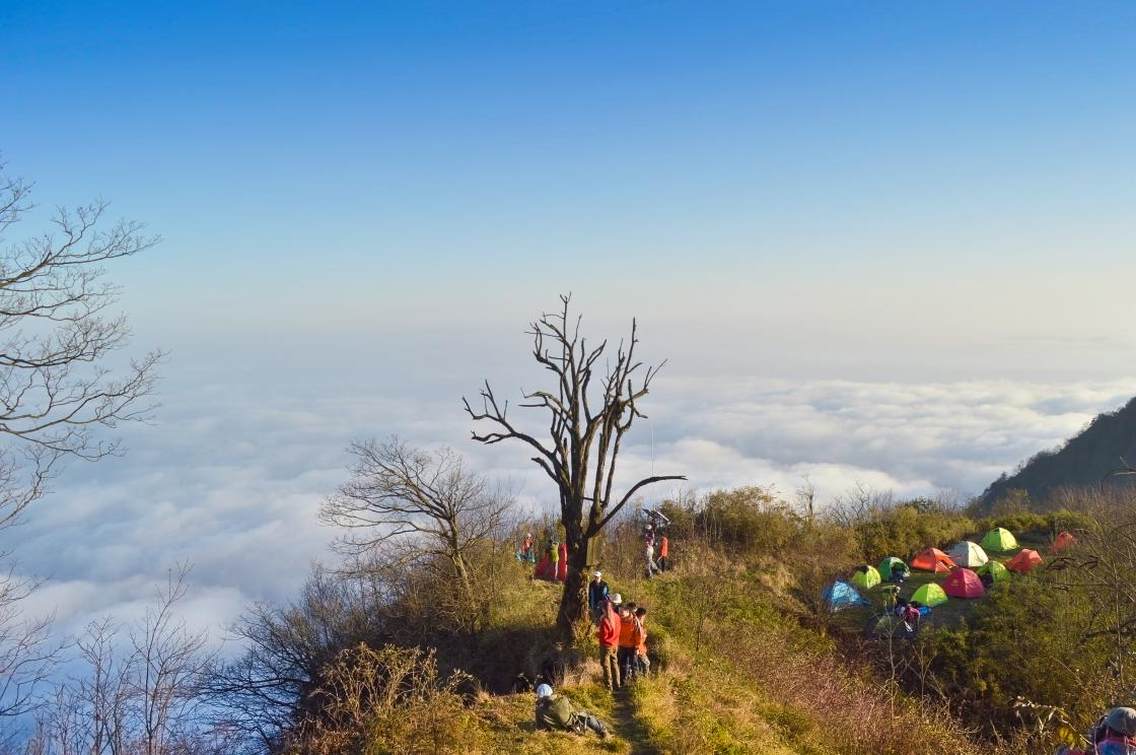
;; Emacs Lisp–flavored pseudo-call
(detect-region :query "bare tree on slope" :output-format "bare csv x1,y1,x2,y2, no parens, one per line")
0,161,161,718
464,295,684,639
321,438,511,629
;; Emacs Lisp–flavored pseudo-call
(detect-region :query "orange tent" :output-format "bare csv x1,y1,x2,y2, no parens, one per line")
943,568,985,599
911,547,957,573
1053,531,1077,552
1007,548,1043,573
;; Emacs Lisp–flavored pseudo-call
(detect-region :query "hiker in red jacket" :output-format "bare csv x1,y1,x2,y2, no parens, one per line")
595,594,622,691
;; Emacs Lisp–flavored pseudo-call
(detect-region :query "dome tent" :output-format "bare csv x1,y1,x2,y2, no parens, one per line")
850,565,881,591
981,527,1019,553
948,541,989,568
977,560,1010,583
911,547,957,573
910,582,948,607
1053,531,1077,552
878,556,909,581
822,580,868,611
1008,548,1044,573
944,567,986,599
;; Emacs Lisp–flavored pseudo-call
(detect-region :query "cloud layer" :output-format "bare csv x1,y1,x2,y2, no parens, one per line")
7,365,1136,651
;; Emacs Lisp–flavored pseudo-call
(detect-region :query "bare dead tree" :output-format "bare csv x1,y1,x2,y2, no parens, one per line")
0,163,161,722
27,566,212,755
0,164,161,526
202,566,376,754
0,562,57,724
464,294,684,637
320,438,511,624
130,565,212,755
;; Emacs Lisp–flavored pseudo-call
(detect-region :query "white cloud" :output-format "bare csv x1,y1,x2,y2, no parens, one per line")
0,364,1132,664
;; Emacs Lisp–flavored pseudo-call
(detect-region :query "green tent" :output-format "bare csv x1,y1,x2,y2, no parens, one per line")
981,527,1019,553
910,582,948,607
850,565,881,590
977,560,1010,583
878,556,908,581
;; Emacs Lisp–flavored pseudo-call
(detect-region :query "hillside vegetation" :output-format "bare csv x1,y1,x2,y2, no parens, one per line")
197,482,1136,754
979,395,1136,508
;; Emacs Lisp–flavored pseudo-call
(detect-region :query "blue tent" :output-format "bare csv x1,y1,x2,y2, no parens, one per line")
822,580,869,611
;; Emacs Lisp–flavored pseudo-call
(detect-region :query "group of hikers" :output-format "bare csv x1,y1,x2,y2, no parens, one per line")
520,508,673,583
521,530,569,581
591,572,652,688
532,573,650,739
530,511,673,740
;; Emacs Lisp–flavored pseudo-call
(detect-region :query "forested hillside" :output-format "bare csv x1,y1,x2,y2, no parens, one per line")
979,396,1136,509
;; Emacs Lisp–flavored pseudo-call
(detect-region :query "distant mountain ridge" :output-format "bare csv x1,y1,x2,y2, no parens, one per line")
980,395,1136,507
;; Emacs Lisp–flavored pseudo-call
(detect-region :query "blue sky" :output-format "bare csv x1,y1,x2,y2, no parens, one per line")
4,1,1135,364
3,2,1136,647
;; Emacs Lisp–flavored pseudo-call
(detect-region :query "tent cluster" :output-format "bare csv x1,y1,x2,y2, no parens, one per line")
823,527,1077,617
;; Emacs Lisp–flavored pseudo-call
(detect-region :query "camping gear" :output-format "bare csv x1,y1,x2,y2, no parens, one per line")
1008,548,1043,573
981,527,1019,553
878,556,908,581
948,541,989,568
850,565,881,590
910,582,948,607
1054,531,1077,552
822,580,868,611
911,547,957,573
976,560,1010,583
943,567,986,598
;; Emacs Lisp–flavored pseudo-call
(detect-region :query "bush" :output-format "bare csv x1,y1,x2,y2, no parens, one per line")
831,499,975,562
977,508,1095,538
284,644,476,755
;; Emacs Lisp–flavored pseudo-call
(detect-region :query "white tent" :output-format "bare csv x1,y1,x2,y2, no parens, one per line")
947,540,989,568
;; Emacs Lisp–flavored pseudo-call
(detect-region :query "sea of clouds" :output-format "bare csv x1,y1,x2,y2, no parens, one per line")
8,355,1134,653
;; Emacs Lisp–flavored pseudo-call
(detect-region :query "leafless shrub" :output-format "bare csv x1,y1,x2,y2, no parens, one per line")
280,644,474,755
28,565,214,754
321,438,512,631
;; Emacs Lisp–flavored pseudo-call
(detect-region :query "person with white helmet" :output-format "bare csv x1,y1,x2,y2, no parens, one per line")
534,683,608,738
1057,707,1136,754
588,570,609,620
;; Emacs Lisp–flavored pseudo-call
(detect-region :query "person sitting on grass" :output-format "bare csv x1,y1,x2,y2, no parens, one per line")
534,684,608,739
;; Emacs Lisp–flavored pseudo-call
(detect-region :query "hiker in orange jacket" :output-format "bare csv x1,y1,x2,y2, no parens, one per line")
617,602,643,685
595,594,622,691
657,534,669,572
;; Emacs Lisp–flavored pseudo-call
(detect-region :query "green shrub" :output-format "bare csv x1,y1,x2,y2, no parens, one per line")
837,500,975,561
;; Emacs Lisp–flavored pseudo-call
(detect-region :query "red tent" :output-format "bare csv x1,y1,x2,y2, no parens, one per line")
534,555,556,581
1053,531,1077,552
556,542,568,582
911,547,957,573
943,567,985,599
1007,548,1043,573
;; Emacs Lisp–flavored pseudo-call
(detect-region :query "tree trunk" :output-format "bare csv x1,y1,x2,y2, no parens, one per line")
556,538,590,639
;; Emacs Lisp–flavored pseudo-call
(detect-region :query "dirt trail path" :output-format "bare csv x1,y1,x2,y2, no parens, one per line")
612,685,659,755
